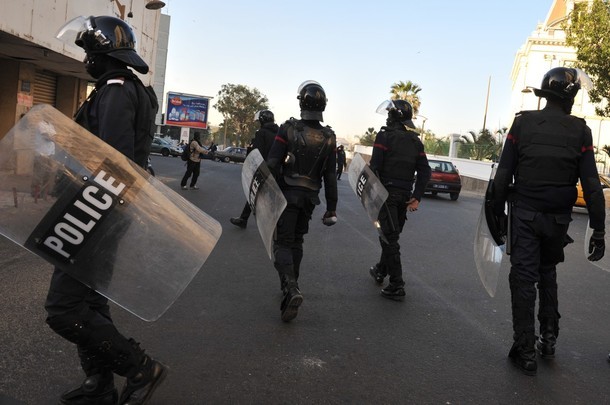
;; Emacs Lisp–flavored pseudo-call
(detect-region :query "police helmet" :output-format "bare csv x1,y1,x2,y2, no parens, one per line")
71,16,149,74
254,109,274,124
297,80,327,112
376,99,413,123
533,67,592,100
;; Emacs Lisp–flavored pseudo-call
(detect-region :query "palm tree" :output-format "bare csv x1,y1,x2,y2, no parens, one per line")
459,129,499,161
357,127,377,146
390,81,422,115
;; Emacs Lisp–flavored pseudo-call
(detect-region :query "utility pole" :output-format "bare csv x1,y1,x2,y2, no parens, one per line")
482,76,491,133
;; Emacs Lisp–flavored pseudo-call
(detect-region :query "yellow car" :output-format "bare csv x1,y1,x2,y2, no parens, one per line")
574,175,610,208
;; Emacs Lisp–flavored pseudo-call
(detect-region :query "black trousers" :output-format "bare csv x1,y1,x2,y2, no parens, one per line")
273,190,317,281
337,163,345,179
181,160,201,187
377,188,410,285
509,202,570,336
238,201,252,220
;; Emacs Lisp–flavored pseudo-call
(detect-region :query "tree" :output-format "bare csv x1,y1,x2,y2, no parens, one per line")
423,136,450,156
458,129,499,161
357,127,377,146
564,0,610,117
390,81,422,115
214,84,269,147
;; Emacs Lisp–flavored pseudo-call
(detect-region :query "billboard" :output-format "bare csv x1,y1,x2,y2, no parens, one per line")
165,92,211,129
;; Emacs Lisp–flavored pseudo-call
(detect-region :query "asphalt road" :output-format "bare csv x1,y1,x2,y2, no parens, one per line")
1,154,610,404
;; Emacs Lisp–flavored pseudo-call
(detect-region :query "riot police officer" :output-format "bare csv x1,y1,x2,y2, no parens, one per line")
266,81,338,322
336,144,347,180
368,100,431,300
492,67,605,376
50,16,167,404
230,109,279,228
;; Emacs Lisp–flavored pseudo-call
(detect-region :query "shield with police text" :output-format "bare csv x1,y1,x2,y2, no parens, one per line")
241,149,287,260
0,104,222,321
473,165,506,297
347,153,389,243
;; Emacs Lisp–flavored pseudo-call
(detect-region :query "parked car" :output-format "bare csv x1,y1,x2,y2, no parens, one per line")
150,137,181,157
425,159,462,201
214,147,247,163
200,145,215,160
574,174,610,208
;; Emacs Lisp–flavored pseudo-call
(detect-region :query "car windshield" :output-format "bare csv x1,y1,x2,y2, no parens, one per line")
429,160,457,174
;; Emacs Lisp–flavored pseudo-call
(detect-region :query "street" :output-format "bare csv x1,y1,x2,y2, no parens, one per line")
1,155,610,404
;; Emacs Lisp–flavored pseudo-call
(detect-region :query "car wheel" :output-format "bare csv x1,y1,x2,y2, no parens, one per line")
224,156,230,163
214,157,221,162
450,192,459,201
161,148,169,157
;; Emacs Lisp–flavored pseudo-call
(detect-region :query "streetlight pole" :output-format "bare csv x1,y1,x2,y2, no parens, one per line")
482,76,491,133
416,115,428,139
521,86,541,110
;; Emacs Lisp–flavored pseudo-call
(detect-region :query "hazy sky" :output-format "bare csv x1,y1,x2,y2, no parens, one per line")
162,0,553,140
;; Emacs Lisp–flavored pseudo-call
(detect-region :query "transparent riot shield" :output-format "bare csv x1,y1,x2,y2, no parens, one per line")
473,165,506,297
347,153,389,242
0,104,222,321
241,149,287,260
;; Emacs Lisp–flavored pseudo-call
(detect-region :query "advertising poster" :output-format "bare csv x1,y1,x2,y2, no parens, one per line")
165,92,210,129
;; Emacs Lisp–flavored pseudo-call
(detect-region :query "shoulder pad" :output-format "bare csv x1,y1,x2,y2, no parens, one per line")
515,110,536,117
322,126,335,139
106,78,125,86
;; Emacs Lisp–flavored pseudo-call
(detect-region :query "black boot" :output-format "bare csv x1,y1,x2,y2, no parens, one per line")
381,282,405,301
230,217,247,229
369,264,385,284
536,318,558,359
509,333,537,376
118,355,168,405
60,373,117,405
280,281,303,322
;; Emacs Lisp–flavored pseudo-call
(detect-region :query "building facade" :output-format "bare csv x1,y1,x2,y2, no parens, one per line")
0,0,168,139
509,0,609,171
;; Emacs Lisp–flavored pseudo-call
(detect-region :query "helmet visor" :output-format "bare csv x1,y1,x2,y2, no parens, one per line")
574,68,593,91
254,110,261,122
56,15,91,51
376,100,396,115
297,80,322,95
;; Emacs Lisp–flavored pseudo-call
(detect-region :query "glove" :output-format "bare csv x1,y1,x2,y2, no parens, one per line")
587,230,605,261
563,233,574,247
322,211,337,226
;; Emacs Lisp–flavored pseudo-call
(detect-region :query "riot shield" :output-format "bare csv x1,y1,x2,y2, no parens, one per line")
241,149,287,260
347,153,389,243
0,104,222,321
473,165,506,297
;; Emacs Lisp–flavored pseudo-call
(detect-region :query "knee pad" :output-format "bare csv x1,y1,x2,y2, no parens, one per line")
46,313,93,345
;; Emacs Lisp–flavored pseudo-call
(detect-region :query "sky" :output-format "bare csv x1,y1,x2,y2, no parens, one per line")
162,0,554,141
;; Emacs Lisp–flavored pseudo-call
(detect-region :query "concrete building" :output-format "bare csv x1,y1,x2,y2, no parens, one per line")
509,0,609,172
0,0,168,139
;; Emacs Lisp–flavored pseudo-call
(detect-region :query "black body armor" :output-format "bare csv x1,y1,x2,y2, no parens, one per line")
515,111,586,188
282,119,335,191
377,126,420,187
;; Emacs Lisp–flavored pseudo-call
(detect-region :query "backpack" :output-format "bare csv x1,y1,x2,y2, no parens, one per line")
181,142,191,161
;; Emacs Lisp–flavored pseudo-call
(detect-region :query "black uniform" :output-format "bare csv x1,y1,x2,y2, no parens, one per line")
236,121,279,221
336,145,347,180
45,36,166,405
369,121,431,290
267,118,337,320
493,103,605,374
